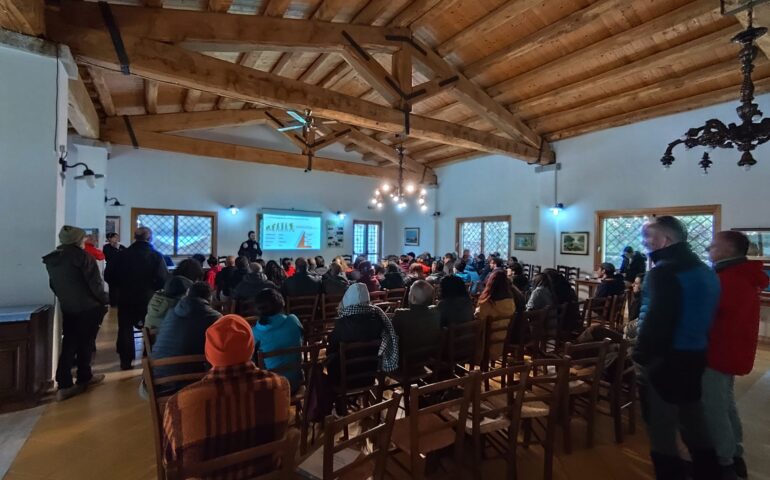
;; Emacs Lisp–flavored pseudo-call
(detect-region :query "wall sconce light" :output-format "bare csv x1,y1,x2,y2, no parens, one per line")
59,151,103,189
550,202,565,216
228,204,239,216
104,195,123,207
336,210,346,220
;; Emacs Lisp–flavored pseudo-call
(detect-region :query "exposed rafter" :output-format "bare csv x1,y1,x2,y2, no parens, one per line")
0,0,44,35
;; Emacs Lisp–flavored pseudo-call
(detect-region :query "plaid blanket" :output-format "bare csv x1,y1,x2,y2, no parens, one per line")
337,304,399,373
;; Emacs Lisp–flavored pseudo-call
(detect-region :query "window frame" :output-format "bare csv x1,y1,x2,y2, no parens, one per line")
594,204,721,269
352,220,383,263
454,215,511,257
131,207,218,257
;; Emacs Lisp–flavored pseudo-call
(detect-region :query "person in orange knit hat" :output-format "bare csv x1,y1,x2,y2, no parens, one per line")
162,315,290,477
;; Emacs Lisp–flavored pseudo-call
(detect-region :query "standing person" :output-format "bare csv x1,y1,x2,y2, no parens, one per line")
104,227,168,370
214,256,236,300
102,232,126,307
620,246,647,282
204,255,221,290
237,230,262,262
703,231,769,478
633,216,721,479
43,226,109,401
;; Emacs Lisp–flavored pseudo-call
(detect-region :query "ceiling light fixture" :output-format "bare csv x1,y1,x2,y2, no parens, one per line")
104,195,123,207
227,204,239,216
660,3,770,173
336,210,346,220
369,139,429,212
59,151,103,189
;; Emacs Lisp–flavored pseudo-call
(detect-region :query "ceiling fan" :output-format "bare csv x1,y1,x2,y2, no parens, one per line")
269,109,339,173
276,109,336,132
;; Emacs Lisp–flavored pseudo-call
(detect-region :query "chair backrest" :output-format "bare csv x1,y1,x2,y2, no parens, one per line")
257,344,320,389
521,307,553,355
142,355,208,480
142,326,155,355
286,294,320,324
339,339,383,393
321,293,344,323
444,319,484,374
525,357,570,422
399,331,443,377
318,394,402,480
384,288,406,307
532,265,542,276
482,315,512,369
234,297,258,317
407,373,477,469
556,265,581,287
609,292,628,331
473,363,532,441
166,429,299,480
584,296,613,327
369,291,387,302
563,339,611,397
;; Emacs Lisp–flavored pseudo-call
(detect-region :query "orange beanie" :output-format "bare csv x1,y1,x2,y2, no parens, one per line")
205,315,255,367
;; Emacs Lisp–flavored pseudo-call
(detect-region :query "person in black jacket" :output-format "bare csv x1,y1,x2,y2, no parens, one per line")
595,262,627,298
43,226,109,401
380,262,406,290
237,230,262,262
104,227,168,370
619,246,647,282
232,262,278,300
102,233,126,306
282,257,322,297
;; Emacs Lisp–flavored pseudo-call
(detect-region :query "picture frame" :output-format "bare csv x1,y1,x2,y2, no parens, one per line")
404,227,420,246
560,231,589,255
731,228,770,261
106,216,121,239
513,232,536,251
83,228,100,246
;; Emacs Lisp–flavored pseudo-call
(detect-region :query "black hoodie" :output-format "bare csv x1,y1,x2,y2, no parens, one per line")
43,245,108,313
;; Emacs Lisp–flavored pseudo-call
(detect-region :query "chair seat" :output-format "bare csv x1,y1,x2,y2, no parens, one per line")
297,446,368,480
443,401,511,435
391,413,456,455
521,401,550,419
568,379,590,394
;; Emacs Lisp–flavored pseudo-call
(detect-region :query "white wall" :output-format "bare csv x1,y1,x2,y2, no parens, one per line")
64,141,108,245
104,144,406,260
0,44,67,307
412,93,770,274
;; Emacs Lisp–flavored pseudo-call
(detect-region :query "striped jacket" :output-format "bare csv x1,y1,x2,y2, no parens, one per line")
162,362,290,479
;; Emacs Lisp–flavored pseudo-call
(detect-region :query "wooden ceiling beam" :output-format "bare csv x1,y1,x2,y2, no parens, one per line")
426,150,485,168
340,45,401,106
87,66,116,116
107,110,268,133
546,77,770,141
0,0,44,35
144,80,159,115
102,125,435,184
736,5,770,60
389,0,442,28
207,0,233,13
68,74,99,139
143,0,163,7
340,126,436,179
48,21,546,163
54,0,409,53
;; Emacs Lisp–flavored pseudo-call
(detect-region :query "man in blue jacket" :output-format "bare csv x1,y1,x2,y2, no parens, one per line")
634,216,721,479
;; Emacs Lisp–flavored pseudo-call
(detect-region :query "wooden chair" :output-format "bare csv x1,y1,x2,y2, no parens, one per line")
386,336,443,415
369,291,387,302
234,296,258,317
390,373,477,479
582,296,613,328
532,265,542,277
597,340,637,443
142,355,208,480
296,395,401,480
335,340,385,416
480,315,513,385
372,301,399,316
556,266,581,288
286,294,320,325
166,429,299,480
321,294,344,323
384,287,406,307
257,344,321,454
141,326,155,356
441,319,483,377
521,263,532,280
609,293,628,331
560,340,611,453
521,307,554,358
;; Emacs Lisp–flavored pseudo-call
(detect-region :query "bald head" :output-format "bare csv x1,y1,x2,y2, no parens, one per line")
408,280,434,306
134,227,152,243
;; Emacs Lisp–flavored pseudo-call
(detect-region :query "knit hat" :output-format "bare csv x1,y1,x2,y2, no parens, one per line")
58,225,86,246
204,315,255,367
342,283,370,308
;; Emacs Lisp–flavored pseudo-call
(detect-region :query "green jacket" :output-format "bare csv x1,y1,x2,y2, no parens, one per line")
43,244,108,313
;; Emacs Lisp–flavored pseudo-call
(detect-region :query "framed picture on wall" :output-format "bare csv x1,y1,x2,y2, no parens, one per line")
83,228,100,246
560,231,589,255
513,232,536,251
732,228,770,261
404,227,420,246
106,216,121,238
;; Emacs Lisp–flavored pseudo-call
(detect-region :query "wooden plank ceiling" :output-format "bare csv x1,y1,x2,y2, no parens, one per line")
37,0,770,176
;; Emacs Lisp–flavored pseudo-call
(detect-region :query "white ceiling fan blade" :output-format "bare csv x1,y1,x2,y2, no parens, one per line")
277,125,304,132
287,110,307,124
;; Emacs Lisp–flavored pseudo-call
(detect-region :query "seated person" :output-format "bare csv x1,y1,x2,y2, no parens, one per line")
151,282,222,387
475,270,516,361
326,284,396,390
224,256,251,299
204,255,221,289
391,281,441,374
145,258,203,331
404,262,426,288
436,274,474,328
232,262,278,300
510,262,531,294
627,273,645,322
380,262,406,290
281,257,321,297
356,261,381,292
214,256,236,299
281,258,296,278
526,273,556,311
251,289,303,393
163,315,290,477
265,260,287,289
313,255,328,276
595,262,626,298
374,263,386,283
425,260,445,284
322,262,350,297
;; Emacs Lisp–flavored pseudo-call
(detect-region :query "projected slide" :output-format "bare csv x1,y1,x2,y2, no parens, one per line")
261,213,321,250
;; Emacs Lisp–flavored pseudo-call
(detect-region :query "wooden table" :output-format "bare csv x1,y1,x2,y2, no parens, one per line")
575,278,602,299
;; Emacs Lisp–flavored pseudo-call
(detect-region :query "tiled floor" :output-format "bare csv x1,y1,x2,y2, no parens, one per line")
3,310,770,480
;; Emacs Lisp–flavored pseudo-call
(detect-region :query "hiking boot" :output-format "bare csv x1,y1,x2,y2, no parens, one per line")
56,384,86,402
88,373,106,385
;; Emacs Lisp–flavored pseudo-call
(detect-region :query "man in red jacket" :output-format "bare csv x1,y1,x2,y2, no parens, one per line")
705,230,769,479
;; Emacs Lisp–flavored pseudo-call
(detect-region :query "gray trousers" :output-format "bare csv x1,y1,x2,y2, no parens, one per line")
701,368,743,465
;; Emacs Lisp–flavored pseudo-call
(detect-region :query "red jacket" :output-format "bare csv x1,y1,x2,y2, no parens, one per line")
707,259,769,375
84,242,105,261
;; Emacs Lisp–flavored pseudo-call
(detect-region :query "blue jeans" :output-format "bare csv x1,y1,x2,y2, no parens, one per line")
701,368,743,465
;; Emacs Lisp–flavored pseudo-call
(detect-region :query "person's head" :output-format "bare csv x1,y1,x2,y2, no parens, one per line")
623,246,634,259
409,263,424,277
254,288,285,319
329,262,343,277
175,258,205,282
454,261,467,273
408,280,434,306
106,232,120,246
440,274,468,300
256,258,266,268
406,252,416,261
205,315,255,367
443,252,456,263
315,255,325,268
480,270,513,303
191,253,206,266
632,273,645,294
374,264,385,276
599,262,616,278
532,273,551,289
489,256,502,269
353,256,366,269
358,260,373,276
462,249,470,259
511,262,524,276
187,281,212,302
386,262,400,274
58,225,87,249
708,230,750,263
333,255,349,270
235,256,250,271
342,283,370,308
248,230,256,241
250,262,263,274
295,257,308,273
134,226,152,243
641,216,687,253
307,257,317,269
207,255,219,267
225,255,236,267
431,260,444,273
281,258,293,271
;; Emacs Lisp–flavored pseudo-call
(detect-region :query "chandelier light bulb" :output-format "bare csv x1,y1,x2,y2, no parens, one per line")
374,189,380,195
420,188,427,195
418,197,425,205
381,183,391,192
420,204,428,212
405,183,415,193
370,198,377,204
376,202,383,209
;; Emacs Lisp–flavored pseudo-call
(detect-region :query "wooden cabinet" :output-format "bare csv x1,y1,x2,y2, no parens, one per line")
0,305,53,412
